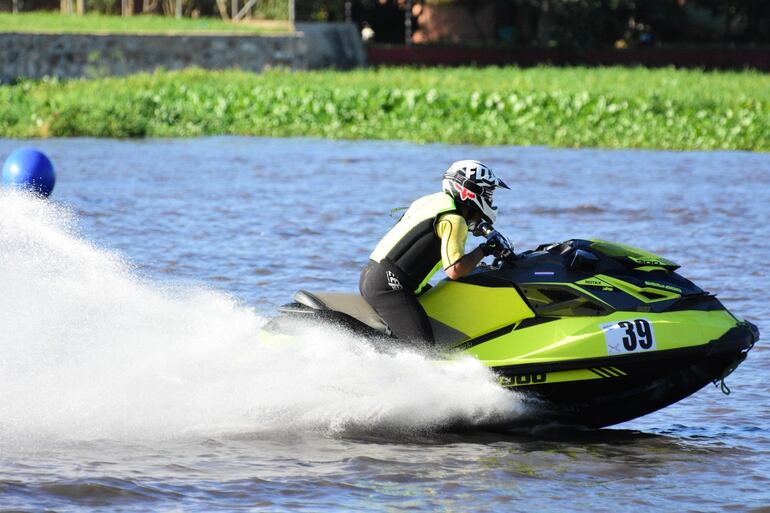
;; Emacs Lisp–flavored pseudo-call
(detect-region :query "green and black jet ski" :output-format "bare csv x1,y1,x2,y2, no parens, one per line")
263,238,759,429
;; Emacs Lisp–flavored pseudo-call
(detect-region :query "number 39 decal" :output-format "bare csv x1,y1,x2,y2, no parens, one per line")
601,318,656,355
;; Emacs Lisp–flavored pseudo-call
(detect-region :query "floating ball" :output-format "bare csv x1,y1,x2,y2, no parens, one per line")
2,147,56,197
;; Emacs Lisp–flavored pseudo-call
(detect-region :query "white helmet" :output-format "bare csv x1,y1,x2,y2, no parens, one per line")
442,160,509,223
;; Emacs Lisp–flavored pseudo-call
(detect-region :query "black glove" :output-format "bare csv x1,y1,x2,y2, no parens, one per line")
479,230,512,259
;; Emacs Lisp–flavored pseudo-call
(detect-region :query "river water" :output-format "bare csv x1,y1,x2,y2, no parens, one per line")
0,137,768,512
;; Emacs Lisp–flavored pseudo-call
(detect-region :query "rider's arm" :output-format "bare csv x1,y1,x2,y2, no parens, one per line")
445,246,485,280
436,213,484,280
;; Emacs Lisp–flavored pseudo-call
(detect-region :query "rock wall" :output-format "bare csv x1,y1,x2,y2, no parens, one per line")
0,22,365,82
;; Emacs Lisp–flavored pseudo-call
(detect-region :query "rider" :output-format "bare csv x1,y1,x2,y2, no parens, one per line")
359,160,511,345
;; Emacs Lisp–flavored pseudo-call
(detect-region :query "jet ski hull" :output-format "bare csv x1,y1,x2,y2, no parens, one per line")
494,323,757,428
262,310,757,429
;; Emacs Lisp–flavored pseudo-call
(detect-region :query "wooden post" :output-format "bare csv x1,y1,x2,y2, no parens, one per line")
175,0,182,18
215,0,229,19
12,0,19,14
231,0,237,20
61,0,73,14
122,0,134,16
233,0,258,21
289,0,294,27
76,0,85,15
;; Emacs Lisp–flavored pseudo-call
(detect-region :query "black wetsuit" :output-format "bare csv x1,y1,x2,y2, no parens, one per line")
360,192,467,344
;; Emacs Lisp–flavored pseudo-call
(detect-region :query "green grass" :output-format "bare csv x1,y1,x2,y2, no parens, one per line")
1,67,768,150
0,12,290,34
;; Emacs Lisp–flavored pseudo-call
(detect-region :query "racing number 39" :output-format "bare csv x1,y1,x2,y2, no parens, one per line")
602,318,656,355
617,319,653,351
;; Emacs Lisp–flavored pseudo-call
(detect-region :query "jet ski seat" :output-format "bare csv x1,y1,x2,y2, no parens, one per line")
294,290,389,334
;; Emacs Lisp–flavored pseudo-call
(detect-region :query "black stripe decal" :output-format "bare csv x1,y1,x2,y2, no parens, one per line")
452,323,517,351
514,316,558,330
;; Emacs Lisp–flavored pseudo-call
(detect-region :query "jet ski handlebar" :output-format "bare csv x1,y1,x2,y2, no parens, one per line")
471,220,497,238
471,220,516,264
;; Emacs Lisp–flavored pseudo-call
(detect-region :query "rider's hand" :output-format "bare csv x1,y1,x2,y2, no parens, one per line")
479,230,512,258
478,239,496,257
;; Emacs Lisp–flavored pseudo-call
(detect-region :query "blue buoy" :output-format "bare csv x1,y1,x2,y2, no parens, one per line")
2,147,56,197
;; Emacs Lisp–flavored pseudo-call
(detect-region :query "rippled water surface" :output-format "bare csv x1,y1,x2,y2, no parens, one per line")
0,137,768,512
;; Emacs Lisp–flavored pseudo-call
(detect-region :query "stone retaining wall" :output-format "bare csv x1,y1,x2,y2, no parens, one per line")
0,22,366,82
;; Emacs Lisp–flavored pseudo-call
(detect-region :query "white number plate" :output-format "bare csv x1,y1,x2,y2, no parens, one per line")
601,318,656,355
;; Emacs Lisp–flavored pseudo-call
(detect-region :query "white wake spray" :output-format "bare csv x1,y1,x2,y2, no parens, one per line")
0,191,521,442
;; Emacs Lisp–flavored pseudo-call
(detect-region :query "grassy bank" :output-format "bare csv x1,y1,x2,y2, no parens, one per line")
0,12,289,34
1,67,768,150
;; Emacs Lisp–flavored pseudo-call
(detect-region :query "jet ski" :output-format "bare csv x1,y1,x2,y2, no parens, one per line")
263,235,759,429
